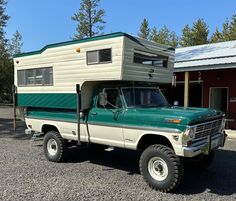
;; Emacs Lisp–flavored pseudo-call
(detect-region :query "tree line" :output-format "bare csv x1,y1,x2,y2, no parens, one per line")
138,15,236,47
0,0,23,103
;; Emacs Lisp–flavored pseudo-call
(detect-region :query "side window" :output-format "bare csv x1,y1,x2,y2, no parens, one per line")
87,48,112,65
98,89,122,109
17,67,53,87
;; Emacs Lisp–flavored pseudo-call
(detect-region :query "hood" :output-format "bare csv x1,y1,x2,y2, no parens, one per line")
125,106,224,129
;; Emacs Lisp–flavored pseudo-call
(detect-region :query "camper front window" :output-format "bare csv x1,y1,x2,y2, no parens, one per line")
133,50,168,68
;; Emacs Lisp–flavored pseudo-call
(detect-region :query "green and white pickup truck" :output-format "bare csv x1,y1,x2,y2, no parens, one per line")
14,32,226,192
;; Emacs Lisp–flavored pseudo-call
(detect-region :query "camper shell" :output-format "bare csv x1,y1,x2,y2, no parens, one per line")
14,32,226,192
14,32,174,110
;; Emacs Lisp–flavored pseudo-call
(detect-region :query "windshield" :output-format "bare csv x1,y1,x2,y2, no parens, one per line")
122,88,169,108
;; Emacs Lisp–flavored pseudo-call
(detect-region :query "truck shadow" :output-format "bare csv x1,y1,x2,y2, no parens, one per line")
67,147,140,175
175,148,236,195
0,118,28,139
67,146,236,196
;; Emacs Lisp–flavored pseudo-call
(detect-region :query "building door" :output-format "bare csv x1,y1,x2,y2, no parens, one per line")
209,87,228,112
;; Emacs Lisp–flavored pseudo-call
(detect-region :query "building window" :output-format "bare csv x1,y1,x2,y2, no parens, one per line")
17,67,53,87
87,48,112,65
133,50,168,68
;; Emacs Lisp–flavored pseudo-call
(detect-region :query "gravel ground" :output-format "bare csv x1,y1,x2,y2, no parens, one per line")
1,106,236,201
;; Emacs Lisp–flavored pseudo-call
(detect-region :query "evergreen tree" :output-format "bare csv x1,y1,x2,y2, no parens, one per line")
150,26,178,47
150,27,158,43
138,18,150,39
221,18,230,41
180,24,193,47
191,18,209,45
72,0,105,39
169,31,179,48
157,25,170,45
0,0,9,60
0,0,12,103
8,30,23,57
229,14,236,40
210,27,222,43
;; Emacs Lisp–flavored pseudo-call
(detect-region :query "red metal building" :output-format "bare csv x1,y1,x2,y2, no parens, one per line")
164,40,236,129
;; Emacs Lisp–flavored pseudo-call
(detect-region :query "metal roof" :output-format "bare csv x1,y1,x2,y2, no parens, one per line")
174,40,236,72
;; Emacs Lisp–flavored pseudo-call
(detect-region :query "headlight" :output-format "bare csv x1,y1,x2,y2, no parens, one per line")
185,127,195,139
182,126,195,146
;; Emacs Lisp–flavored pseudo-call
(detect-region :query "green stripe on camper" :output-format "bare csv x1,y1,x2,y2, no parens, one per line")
17,93,77,109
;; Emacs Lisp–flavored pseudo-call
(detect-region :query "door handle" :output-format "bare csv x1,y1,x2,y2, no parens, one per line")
91,112,97,116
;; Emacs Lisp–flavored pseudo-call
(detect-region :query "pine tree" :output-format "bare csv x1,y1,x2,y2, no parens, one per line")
0,0,9,60
138,18,150,39
180,24,193,47
210,27,222,43
150,27,158,43
157,25,170,45
72,0,105,39
169,31,179,48
229,14,236,40
191,18,209,45
8,30,23,57
0,0,13,103
222,18,230,41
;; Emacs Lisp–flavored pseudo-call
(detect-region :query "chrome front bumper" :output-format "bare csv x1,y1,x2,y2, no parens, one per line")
183,132,227,157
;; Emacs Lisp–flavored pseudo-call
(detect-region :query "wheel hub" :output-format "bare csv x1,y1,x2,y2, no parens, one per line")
47,139,58,156
148,157,168,181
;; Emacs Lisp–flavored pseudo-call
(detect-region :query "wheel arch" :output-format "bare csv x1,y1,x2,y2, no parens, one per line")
137,133,174,151
41,124,60,134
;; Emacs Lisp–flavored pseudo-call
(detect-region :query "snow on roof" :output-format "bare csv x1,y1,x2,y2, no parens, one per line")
174,40,236,71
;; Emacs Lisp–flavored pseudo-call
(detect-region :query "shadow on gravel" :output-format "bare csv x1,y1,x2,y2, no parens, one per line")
66,147,140,175
0,118,28,139
66,147,236,195
175,148,236,196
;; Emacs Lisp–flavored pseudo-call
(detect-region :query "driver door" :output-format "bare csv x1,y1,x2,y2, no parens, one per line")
87,88,125,148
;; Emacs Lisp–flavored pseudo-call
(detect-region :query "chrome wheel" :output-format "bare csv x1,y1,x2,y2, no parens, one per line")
47,139,58,156
148,157,168,181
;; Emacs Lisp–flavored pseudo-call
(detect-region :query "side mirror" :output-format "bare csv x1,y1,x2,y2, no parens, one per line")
99,92,108,106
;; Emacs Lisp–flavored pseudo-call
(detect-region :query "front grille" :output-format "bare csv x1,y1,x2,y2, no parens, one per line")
194,118,223,140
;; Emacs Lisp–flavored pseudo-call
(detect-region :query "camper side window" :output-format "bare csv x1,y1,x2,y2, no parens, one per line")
87,48,112,65
17,67,53,87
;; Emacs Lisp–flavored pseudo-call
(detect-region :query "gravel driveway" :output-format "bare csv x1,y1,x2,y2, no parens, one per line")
0,106,236,201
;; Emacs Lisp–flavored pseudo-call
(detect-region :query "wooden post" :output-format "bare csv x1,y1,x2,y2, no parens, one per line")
184,72,189,107
12,85,16,132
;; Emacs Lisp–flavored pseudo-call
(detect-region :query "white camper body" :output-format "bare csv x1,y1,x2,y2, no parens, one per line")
14,32,174,110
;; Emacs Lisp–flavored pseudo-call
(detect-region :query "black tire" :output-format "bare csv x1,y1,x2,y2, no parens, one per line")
43,131,67,162
139,144,183,192
187,152,215,169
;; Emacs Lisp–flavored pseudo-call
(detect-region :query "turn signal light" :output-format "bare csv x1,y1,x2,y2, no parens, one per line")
166,119,182,123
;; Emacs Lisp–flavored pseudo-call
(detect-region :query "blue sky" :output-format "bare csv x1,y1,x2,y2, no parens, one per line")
5,0,236,52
